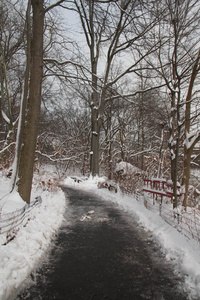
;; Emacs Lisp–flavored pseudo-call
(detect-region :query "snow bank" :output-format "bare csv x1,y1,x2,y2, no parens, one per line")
114,161,142,176
64,176,200,300
0,177,66,300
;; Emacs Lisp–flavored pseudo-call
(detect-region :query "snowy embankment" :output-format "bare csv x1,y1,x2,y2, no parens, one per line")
64,176,200,300
0,175,66,300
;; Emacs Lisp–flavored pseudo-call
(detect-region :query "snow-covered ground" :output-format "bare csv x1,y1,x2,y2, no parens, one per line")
1,173,200,300
0,174,66,300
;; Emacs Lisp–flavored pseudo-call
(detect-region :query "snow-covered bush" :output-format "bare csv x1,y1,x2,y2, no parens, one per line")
114,161,144,193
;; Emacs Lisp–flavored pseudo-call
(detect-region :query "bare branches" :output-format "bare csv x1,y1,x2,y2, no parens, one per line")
45,0,66,14
36,150,83,163
44,58,91,72
0,142,15,155
104,83,167,102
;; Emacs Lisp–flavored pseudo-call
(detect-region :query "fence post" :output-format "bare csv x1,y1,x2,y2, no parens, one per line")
144,193,147,208
177,213,180,224
159,195,163,216
136,192,139,201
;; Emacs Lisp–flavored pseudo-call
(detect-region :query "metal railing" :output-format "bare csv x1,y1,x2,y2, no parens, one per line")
135,191,200,242
0,196,42,244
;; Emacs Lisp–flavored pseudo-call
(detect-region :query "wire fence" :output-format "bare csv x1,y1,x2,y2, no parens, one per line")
135,191,200,242
0,196,42,244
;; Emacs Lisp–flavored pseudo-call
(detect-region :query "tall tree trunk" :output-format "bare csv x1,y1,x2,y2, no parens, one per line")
169,90,178,208
182,49,200,209
90,105,99,176
11,0,31,191
105,105,112,180
108,115,112,180
157,127,164,178
17,0,44,204
108,138,112,180
182,147,192,209
0,41,14,145
140,92,145,170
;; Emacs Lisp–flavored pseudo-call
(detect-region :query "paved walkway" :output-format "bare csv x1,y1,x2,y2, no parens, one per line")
15,188,188,300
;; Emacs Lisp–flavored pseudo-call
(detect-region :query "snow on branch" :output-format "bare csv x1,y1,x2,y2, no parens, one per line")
0,142,15,155
185,131,200,151
1,111,10,125
36,150,82,163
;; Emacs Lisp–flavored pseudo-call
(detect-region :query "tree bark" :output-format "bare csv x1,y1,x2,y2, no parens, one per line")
0,41,14,145
89,0,99,177
90,105,99,176
11,0,31,191
17,0,44,203
182,49,200,209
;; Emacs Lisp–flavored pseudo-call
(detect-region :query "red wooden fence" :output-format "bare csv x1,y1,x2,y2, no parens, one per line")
143,178,181,199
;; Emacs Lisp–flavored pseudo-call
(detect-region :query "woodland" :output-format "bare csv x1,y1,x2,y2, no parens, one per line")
1,0,200,209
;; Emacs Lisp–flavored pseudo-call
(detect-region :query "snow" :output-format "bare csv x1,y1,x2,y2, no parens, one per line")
0,174,66,300
92,131,98,135
170,149,176,160
1,110,10,125
63,176,200,299
2,190,25,213
151,177,166,182
1,172,200,299
114,161,143,176
185,131,200,150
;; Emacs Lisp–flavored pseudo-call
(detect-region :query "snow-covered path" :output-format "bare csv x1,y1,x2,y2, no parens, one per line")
15,187,188,300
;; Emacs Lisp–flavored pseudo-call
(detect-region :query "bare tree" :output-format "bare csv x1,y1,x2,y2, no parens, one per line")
11,0,32,191
0,0,25,160
145,0,200,208
182,49,200,209
59,0,161,176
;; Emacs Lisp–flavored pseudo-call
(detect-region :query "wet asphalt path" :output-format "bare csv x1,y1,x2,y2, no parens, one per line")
15,187,188,300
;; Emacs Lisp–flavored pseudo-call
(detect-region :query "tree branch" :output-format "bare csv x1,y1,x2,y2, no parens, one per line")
45,0,66,13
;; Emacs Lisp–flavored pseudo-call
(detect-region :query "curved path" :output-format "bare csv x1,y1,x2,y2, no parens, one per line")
15,187,188,300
